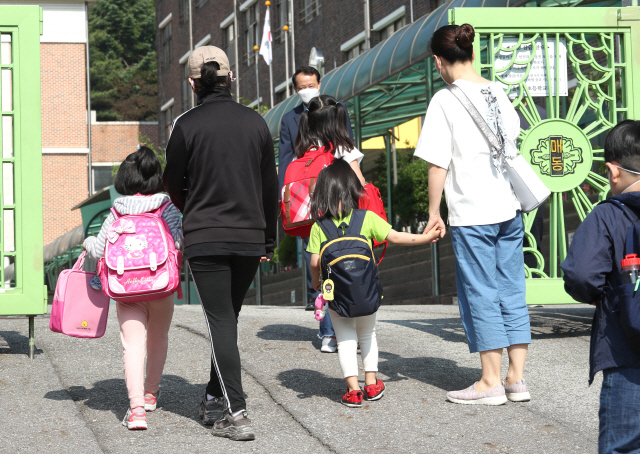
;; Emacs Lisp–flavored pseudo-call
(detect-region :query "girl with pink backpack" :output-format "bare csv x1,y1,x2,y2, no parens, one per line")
83,146,183,430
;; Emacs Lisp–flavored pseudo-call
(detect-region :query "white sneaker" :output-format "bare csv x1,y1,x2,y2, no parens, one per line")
321,336,337,353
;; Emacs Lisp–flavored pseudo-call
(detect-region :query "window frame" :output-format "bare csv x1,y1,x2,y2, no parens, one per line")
161,21,172,69
243,3,259,67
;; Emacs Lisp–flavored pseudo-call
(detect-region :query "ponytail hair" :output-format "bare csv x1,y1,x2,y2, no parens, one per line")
310,159,363,221
114,146,164,196
429,23,475,64
294,95,355,159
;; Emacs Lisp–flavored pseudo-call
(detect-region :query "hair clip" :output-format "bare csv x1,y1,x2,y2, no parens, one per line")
229,71,237,82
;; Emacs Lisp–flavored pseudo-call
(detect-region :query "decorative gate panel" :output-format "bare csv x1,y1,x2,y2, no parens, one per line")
0,6,45,316
451,7,640,304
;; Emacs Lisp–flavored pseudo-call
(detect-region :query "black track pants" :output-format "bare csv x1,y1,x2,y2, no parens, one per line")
189,255,260,413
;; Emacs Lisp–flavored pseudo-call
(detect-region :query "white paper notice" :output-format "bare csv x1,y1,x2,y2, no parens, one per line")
495,37,568,97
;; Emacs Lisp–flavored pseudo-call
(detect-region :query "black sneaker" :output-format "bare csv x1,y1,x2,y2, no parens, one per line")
211,410,255,441
199,394,226,425
305,302,315,311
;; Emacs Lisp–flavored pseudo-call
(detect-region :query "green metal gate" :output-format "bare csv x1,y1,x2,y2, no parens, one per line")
451,6,640,304
0,6,46,355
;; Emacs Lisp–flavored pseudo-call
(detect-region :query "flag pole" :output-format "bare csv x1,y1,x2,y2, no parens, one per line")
253,45,261,112
260,2,275,108
284,25,290,98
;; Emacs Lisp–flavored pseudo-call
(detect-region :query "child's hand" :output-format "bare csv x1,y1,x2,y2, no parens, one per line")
424,224,443,243
312,277,321,291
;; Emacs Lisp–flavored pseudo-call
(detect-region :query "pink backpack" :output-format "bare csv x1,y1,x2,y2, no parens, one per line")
50,251,110,338
97,202,183,303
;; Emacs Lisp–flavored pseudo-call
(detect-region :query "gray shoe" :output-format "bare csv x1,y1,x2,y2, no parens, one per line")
211,410,255,441
199,395,226,425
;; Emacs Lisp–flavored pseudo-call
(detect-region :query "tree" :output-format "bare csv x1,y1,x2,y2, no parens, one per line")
89,0,158,121
373,143,444,233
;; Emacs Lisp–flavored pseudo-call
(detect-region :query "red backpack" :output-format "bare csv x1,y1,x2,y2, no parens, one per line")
281,145,335,238
359,183,389,262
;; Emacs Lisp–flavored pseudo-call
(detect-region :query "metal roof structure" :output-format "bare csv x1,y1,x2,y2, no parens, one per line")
263,0,511,145
262,0,621,148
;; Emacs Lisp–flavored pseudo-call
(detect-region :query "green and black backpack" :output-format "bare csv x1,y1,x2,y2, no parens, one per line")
317,209,382,318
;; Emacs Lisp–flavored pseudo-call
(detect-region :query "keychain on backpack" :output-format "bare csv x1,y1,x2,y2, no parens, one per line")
322,279,335,301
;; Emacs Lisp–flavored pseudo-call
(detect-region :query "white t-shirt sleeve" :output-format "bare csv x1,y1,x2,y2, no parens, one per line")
414,94,453,169
334,145,364,164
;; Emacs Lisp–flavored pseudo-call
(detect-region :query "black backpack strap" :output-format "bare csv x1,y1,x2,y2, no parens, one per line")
317,217,341,242
345,209,367,237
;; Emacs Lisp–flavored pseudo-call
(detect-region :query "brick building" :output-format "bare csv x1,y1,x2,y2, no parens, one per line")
2,1,159,245
154,0,435,146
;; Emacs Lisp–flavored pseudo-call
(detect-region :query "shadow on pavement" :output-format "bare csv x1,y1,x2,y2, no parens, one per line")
44,374,206,423
278,354,481,400
257,324,322,348
0,331,43,356
383,307,593,342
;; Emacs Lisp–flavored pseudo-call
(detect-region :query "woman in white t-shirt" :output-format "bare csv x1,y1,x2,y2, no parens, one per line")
415,24,532,406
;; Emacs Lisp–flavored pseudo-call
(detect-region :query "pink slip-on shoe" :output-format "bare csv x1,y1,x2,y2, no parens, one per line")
503,378,531,402
446,382,508,406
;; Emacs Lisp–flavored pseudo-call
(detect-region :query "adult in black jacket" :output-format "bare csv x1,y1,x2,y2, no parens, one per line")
163,46,278,441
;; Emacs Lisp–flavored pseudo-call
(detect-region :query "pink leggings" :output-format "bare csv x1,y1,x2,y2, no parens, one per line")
116,295,174,409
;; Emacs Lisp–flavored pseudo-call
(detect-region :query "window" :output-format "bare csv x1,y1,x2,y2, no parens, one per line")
436,0,448,7
162,104,174,145
181,64,192,112
273,0,288,42
301,0,320,23
380,17,405,41
222,23,235,48
161,22,172,69
196,0,208,7
179,0,190,23
244,3,259,66
92,165,114,193
346,41,365,61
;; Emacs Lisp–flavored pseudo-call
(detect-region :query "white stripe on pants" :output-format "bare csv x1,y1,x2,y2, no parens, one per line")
328,309,378,378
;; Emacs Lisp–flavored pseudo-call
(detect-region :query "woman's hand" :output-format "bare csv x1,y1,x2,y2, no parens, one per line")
260,257,269,263
423,212,446,242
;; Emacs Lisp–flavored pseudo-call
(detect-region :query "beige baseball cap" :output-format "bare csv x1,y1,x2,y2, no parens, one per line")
188,46,231,79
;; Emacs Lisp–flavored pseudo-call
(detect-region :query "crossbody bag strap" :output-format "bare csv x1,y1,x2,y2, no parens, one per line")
446,84,504,151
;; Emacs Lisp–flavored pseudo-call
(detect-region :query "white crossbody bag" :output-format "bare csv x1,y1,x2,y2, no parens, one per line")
447,84,551,213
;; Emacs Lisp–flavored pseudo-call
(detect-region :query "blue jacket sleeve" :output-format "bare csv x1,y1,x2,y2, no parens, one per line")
560,208,614,304
278,117,294,196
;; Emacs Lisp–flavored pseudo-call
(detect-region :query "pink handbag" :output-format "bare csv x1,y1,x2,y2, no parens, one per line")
50,251,110,338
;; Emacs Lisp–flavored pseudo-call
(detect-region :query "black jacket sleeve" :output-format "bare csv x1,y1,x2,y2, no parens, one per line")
278,117,294,195
162,122,190,213
261,127,279,259
560,208,614,304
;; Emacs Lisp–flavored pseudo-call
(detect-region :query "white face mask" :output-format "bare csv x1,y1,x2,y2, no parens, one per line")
610,164,640,193
298,87,320,105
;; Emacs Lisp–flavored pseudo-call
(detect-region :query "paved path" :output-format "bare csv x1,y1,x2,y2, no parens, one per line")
1,304,600,453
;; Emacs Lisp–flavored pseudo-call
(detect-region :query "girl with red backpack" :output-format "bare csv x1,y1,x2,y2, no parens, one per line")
307,160,441,407
83,147,183,430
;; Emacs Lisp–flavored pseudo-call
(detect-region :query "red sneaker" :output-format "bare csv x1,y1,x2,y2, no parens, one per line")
364,379,385,401
341,390,364,408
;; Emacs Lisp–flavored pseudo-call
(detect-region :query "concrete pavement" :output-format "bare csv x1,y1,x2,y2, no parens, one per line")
1,304,599,453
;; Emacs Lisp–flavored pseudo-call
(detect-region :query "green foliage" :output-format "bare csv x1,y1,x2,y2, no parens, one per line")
275,234,298,268
89,0,158,121
112,133,166,181
373,142,442,232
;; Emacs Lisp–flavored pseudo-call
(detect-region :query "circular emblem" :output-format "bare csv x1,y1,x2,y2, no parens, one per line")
521,119,592,193
81,320,88,328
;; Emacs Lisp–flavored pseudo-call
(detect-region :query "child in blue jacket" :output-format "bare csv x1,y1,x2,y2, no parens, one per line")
561,120,640,454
